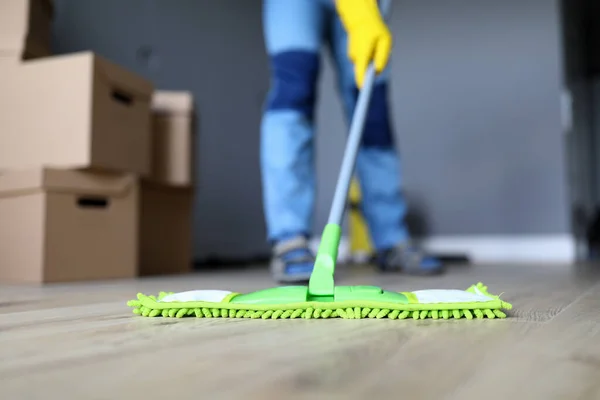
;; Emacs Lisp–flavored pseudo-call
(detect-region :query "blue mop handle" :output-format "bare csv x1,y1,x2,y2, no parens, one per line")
326,0,393,226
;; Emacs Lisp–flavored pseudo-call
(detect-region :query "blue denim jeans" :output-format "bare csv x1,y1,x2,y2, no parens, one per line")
261,0,409,251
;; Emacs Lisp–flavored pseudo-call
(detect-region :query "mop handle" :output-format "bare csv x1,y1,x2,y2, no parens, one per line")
326,0,393,226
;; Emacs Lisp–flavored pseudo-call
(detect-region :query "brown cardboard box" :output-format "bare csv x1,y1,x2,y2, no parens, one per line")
0,0,53,60
0,168,138,284
151,91,195,186
0,51,153,175
139,180,193,276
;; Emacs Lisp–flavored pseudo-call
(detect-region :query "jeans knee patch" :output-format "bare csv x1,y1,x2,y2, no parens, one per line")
266,50,320,120
359,83,394,149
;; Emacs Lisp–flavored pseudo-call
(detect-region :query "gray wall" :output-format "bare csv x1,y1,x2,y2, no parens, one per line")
389,1,567,236
52,0,571,260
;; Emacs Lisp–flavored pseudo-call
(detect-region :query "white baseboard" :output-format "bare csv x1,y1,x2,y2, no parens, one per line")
310,234,577,264
420,235,577,263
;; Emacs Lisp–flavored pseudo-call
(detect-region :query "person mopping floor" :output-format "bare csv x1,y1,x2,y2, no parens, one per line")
260,0,443,282
128,0,512,323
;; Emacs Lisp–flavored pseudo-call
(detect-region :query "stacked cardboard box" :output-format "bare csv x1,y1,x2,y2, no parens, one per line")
0,169,139,283
140,91,195,277
0,1,195,283
150,91,195,187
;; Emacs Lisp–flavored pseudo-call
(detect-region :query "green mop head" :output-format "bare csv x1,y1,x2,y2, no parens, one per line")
128,225,512,321
128,282,512,321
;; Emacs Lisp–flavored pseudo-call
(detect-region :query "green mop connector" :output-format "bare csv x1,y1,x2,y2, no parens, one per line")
307,223,341,301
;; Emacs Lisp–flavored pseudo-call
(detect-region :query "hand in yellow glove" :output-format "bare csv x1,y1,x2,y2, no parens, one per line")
335,0,392,89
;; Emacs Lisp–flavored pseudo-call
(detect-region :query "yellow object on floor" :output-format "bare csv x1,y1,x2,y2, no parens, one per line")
348,177,373,261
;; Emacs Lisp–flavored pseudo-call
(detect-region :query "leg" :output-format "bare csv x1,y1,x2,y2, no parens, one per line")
261,0,327,282
326,10,443,274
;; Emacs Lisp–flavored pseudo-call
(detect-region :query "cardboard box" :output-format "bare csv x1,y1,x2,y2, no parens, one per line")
0,0,53,59
0,168,138,284
151,91,195,186
139,180,193,276
0,51,153,175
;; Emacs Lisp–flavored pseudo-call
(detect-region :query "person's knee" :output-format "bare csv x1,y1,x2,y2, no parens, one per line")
361,82,394,149
266,51,320,120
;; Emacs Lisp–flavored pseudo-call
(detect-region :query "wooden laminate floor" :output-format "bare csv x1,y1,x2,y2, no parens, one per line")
1,263,600,399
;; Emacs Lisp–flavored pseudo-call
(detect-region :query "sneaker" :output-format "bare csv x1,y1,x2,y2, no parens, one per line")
270,236,315,283
376,242,444,275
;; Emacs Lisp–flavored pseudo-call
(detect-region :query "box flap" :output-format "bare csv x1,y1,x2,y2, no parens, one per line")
0,1,30,36
0,35,51,57
0,168,135,198
0,34,28,51
92,53,153,100
152,91,195,115
0,0,53,38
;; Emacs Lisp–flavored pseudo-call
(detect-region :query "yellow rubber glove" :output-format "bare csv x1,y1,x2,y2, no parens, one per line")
335,0,392,88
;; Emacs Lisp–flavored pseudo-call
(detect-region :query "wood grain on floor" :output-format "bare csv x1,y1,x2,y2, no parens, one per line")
0,263,599,399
